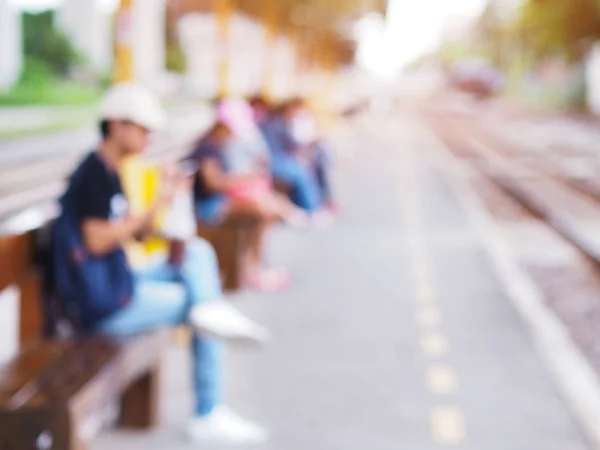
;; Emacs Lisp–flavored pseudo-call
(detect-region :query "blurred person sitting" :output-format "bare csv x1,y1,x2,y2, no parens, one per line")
217,96,309,228
216,96,271,175
289,99,337,212
51,83,270,446
256,98,333,222
189,121,293,292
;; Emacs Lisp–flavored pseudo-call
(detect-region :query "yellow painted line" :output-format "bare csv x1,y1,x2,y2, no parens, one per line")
412,261,432,283
420,331,449,356
407,238,426,253
417,284,436,302
426,364,458,394
430,406,466,445
416,305,442,327
405,214,422,229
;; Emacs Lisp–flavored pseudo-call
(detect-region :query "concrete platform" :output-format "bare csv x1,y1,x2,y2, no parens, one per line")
93,113,590,450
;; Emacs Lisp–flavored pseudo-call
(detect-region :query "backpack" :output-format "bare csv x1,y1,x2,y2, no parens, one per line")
50,163,134,333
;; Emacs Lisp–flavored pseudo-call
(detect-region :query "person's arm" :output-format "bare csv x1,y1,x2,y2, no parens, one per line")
80,174,176,256
82,210,158,256
200,159,255,193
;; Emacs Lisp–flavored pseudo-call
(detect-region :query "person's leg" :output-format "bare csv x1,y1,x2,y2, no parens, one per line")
272,155,321,212
313,142,333,205
249,220,267,269
196,195,229,225
99,261,222,417
181,238,272,339
101,245,269,445
181,239,269,444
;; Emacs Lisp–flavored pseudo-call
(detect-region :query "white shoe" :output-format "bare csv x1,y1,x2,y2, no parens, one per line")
190,301,271,345
187,406,269,447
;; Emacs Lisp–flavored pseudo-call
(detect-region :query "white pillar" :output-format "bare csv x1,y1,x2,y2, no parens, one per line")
57,0,113,73
179,13,219,97
269,36,297,99
132,0,166,90
586,42,600,116
0,0,22,91
228,15,264,96
0,287,20,364
179,12,270,98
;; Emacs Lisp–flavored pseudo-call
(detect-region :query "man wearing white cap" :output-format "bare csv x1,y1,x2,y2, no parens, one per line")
51,83,269,446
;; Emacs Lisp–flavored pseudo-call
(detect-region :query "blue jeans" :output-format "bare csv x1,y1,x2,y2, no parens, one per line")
196,195,228,224
271,154,322,212
314,143,332,203
99,238,222,417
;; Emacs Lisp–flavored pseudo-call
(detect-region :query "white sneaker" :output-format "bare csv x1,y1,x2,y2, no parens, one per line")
190,301,271,345
187,406,268,447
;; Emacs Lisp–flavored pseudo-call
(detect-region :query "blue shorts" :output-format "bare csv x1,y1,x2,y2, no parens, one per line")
196,195,228,224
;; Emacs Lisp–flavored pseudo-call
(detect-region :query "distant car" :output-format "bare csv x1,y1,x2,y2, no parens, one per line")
448,60,504,99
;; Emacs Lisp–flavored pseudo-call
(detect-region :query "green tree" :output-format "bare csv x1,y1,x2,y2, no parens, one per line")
514,0,600,62
22,10,82,77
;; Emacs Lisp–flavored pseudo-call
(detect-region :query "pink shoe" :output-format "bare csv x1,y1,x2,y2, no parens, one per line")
325,200,340,214
246,267,292,292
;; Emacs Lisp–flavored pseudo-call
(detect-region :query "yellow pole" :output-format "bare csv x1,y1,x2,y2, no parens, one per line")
216,0,231,97
262,0,277,99
114,0,164,259
114,0,134,83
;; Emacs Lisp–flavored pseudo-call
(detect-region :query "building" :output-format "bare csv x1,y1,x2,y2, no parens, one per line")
0,0,22,91
57,0,115,74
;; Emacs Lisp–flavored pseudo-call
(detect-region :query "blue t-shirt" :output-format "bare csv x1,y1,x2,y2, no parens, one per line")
261,116,297,158
52,151,133,332
190,138,228,201
73,152,129,222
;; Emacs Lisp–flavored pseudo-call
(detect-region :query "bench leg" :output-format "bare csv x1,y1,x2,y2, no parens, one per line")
0,408,85,450
216,227,245,292
119,367,161,429
225,228,244,292
198,224,255,292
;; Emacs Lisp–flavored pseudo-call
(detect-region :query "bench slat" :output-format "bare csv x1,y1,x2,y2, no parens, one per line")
25,339,121,408
0,342,71,406
0,236,17,293
18,270,43,345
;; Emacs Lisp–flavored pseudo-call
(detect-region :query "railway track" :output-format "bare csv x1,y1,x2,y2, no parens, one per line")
0,106,211,225
422,105,600,394
425,109,600,266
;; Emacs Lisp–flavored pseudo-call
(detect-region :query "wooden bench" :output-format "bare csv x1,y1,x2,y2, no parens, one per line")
0,213,167,450
197,220,256,292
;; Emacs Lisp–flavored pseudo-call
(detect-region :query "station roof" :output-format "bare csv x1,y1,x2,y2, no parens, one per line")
167,0,388,66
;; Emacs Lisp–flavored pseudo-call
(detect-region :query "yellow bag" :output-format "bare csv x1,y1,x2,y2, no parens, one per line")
119,156,168,264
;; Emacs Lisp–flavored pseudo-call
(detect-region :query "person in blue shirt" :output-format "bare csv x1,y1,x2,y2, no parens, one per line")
288,99,337,212
252,97,335,222
190,121,294,292
53,83,270,446
215,97,271,175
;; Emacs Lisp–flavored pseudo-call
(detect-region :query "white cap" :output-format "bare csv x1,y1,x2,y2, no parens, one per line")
99,83,167,131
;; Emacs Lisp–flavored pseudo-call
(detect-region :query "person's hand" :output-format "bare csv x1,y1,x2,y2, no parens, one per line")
156,165,180,207
168,239,186,267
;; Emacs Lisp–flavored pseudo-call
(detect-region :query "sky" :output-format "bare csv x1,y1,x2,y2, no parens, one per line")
356,0,487,77
9,0,118,13
11,0,487,77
